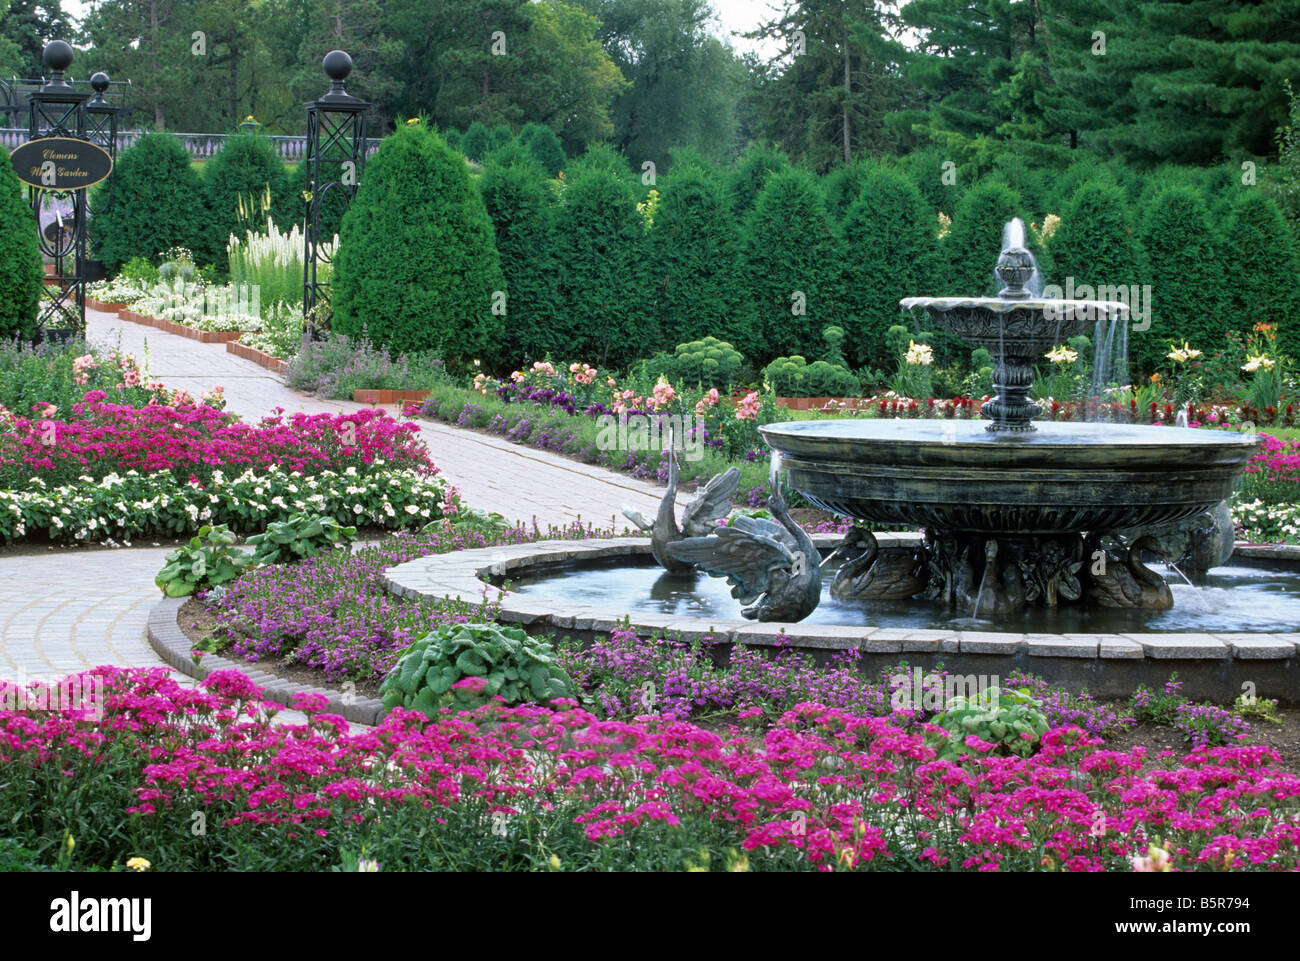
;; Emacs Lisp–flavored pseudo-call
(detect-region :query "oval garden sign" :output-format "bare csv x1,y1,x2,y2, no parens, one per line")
10,137,113,190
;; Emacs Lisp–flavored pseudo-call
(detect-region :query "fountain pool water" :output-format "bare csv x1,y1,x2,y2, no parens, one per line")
504,555,1300,635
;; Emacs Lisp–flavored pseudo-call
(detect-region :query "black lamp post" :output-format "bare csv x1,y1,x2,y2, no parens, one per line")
302,50,369,344
28,40,90,341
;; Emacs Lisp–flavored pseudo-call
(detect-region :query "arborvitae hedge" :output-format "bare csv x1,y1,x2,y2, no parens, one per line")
1225,191,1300,360
89,132,209,272
821,159,874,224
647,164,749,349
941,180,1023,296
203,133,297,269
477,154,560,366
727,143,790,221
838,168,935,369
0,147,41,339
552,158,653,368
901,145,963,217
519,122,566,176
1138,185,1224,370
332,122,505,360
741,167,841,364
1050,179,1146,299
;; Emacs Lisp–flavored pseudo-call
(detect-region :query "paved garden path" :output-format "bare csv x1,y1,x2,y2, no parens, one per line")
0,307,664,683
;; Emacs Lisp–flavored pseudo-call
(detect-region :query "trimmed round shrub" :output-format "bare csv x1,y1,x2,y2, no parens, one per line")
88,132,208,272
647,164,748,348
477,154,559,365
762,355,858,397
203,132,297,269
332,122,505,361
1137,185,1224,371
0,147,42,339
520,121,566,176
838,168,935,368
741,168,842,364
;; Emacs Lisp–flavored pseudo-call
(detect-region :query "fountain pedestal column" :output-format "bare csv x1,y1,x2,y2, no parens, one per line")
982,349,1041,432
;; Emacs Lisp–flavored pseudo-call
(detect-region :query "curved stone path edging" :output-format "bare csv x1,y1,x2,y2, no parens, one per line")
147,597,386,725
383,535,1300,703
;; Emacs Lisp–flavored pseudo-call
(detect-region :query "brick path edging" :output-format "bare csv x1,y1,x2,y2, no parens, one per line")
146,597,386,725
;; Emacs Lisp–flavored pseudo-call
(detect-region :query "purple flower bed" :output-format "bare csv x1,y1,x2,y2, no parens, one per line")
206,520,620,681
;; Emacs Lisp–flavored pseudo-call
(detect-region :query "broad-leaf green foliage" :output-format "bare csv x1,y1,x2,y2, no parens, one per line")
1137,185,1224,371
647,164,749,348
203,133,297,270
1224,191,1300,361
0,146,41,339
741,168,841,364
931,687,1049,761
838,168,935,368
245,512,357,567
940,180,1023,296
1050,178,1146,301
154,525,253,598
89,133,208,273
552,157,653,368
333,123,505,361
380,622,575,718
477,153,560,366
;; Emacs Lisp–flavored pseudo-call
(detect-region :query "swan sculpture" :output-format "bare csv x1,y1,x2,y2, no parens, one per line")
828,528,927,601
665,475,821,622
623,447,741,573
1086,535,1174,609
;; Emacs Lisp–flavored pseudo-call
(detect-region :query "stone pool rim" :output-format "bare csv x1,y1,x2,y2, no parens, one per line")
381,535,1300,703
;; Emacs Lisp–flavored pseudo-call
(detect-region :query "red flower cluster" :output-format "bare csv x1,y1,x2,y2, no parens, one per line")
0,392,435,486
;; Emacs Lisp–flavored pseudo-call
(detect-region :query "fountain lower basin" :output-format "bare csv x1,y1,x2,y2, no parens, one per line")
760,419,1257,533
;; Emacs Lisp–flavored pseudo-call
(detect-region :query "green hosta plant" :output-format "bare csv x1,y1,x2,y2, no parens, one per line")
931,686,1049,760
154,524,253,597
245,511,356,565
379,622,575,719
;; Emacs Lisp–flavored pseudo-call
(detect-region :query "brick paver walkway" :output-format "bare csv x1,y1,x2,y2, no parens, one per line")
0,307,665,684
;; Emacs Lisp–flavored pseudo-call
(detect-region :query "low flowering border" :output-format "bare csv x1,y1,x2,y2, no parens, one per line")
3,666,1298,872
0,465,460,544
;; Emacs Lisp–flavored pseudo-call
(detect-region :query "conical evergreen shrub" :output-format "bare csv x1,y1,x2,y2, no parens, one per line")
332,122,505,361
89,132,208,272
0,146,41,339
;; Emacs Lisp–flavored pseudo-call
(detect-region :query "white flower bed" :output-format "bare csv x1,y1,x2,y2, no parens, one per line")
0,466,456,545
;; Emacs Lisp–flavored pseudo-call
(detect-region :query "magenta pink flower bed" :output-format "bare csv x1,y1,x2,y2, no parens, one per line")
4,667,1298,871
0,392,434,486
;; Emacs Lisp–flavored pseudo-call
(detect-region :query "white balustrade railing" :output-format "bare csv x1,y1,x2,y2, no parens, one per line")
0,127,381,160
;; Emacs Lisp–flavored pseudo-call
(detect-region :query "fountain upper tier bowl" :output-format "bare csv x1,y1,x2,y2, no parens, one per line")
898,295,1127,351
760,419,1258,534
